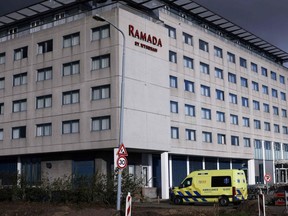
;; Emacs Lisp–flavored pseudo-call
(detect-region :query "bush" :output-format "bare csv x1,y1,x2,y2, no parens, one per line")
0,170,143,205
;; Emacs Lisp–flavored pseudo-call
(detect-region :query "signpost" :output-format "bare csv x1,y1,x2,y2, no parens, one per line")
116,143,128,169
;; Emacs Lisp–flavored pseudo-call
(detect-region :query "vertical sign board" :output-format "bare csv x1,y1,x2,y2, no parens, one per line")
285,191,288,213
125,192,132,216
258,192,265,216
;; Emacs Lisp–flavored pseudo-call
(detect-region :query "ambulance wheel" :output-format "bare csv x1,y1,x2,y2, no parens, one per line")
173,196,183,205
219,196,229,206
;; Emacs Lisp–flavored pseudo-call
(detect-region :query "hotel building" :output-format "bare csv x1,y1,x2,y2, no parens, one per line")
0,0,288,199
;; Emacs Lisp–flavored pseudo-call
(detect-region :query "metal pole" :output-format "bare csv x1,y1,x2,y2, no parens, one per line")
93,15,126,212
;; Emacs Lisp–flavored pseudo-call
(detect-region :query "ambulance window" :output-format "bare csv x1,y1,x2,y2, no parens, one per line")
182,177,192,188
211,176,231,187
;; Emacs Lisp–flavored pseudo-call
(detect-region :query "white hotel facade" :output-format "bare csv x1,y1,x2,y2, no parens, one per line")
0,0,288,199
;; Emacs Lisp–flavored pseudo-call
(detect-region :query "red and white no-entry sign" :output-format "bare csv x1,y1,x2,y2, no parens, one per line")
117,155,128,169
264,173,271,182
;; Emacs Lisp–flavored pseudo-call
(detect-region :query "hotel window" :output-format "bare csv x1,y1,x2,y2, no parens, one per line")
201,108,211,120
201,85,210,97
92,85,110,100
251,62,258,73
265,141,271,150
36,95,52,109
283,126,288,134
252,81,259,91
184,80,194,92
170,101,178,113
229,93,237,104
202,131,212,143
254,140,262,149
240,57,247,68
0,103,4,115
217,134,226,145
169,51,177,63
12,126,26,139
272,88,278,98
13,99,27,112
14,46,28,60
62,120,79,134
281,92,286,101
165,25,176,39
275,143,281,151
63,90,80,105
0,52,5,64
37,67,52,81
274,124,280,133
54,12,65,21
243,137,251,147
214,46,222,58
185,104,195,117
63,61,80,76
215,68,223,79
0,129,3,140
242,117,250,127
92,25,110,40
186,129,196,141
63,32,80,47
182,32,193,46
282,109,287,118
242,97,249,107
38,39,53,54
254,119,261,129
8,27,18,38
216,89,224,101
253,100,260,110
92,116,110,131
273,106,279,116
230,114,238,125
240,77,248,87
0,78,5,89
216,111,225,122
200,62,209,74
30,20,41,32
199,39,209,52
13,72,27,86
36,123,52,136
262,85,269,95
263,103,269,113
227,52,235,63
261,67,268,77
183,56,193,69
280,75,285,84
169,76,178,88
92,54,110,70
264,122,270,131
171,127,179,139
231,136,239,146
228,73,236,84
271,71,277,80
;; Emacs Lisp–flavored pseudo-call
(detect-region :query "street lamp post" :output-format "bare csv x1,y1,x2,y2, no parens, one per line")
92,15,126,212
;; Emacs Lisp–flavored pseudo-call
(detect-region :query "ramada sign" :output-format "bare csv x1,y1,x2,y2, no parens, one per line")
128,24,162,52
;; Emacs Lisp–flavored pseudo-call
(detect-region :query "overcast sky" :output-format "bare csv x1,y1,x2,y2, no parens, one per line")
193,0,288,53
1,0,288,53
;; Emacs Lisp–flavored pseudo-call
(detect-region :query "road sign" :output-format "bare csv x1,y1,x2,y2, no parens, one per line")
117,143,128,156
117,156,128,169
264,174,271,182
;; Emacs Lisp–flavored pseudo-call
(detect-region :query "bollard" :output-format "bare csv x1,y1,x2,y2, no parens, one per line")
125,192,132,216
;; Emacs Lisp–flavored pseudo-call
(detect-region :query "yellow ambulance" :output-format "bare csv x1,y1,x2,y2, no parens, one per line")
170,169,247,206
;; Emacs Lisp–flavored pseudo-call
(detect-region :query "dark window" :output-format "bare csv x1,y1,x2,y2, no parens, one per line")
211,176,232,187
